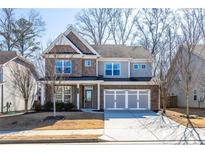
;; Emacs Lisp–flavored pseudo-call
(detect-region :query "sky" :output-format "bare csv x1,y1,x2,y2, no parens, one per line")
15,8,81,49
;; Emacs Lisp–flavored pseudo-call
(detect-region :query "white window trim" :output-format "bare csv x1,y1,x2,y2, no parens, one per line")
104,63,121,76
84,60,92,67
55,86,72,103
55,60,72,74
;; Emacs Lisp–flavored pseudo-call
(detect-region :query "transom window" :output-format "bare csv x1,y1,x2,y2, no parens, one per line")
133,64,139,71
55,86,72,103
105,63,120,76
55,60,72,74
84,60,92,67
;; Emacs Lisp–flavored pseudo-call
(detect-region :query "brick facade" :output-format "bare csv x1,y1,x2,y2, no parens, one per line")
66,32,93,54
49,45,77,54
45,57,97,78
82,59,96,76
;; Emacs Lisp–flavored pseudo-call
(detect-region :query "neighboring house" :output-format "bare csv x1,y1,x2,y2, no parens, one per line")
0,51,38,113
168,45,205,108
40,26,159,111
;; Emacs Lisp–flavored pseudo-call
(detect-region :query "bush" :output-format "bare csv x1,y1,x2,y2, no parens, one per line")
44,102,53,111
56,102,64,111
33,101,41,112
43,102,75,111
64,103,75,111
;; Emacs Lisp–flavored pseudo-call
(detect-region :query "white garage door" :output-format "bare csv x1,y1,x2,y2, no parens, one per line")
104,89,150,110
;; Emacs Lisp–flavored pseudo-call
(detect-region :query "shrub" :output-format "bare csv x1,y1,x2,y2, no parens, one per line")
56,102,64,111
44,102,53,111
64,103,75,111
33,101,41,112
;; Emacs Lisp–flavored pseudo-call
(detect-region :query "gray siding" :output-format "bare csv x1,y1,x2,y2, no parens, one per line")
130,62,152,77
98,61,128,78
169,52,205,108
98,61,152,78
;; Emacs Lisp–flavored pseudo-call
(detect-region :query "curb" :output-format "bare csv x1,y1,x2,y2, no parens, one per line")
0,138,105,144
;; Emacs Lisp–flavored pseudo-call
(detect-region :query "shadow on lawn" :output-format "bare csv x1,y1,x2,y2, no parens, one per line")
178,118,204,145
0,111,104,132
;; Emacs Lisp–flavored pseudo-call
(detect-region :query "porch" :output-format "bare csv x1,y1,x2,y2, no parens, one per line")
40,80,103,110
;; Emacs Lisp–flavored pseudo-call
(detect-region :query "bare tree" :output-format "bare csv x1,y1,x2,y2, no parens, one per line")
173,9,203,118
0,8,16,51
13,10,45,58
75,8,112,45
109,9,136,45
9,60,37,113
134,9,174,76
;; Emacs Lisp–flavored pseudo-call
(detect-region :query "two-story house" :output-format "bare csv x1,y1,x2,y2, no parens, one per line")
168,45,205,108
0,51,38,113
40,26,159,111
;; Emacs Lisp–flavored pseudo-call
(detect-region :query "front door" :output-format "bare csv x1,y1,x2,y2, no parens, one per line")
84,89,92,108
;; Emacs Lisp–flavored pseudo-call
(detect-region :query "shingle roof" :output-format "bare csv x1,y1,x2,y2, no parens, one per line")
191,45,205,59
0,51,18,64
91,45,152,59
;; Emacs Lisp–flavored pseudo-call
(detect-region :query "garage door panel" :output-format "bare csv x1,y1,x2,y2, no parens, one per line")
139,95,148,109
104,89,150,110
116,94,125,108
105,95,115,109
128,95,137,108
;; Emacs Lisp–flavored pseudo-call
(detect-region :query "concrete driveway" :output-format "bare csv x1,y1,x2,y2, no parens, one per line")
99,110,205,144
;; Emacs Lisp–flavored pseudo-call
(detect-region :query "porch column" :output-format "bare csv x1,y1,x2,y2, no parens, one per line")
41,83,45,106
77,83,80,109
97,83,100,110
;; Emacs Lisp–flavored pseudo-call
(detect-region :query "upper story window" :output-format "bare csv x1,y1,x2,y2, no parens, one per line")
105,63,120,76
84,60,92,67
133,64,139,71
193,89,197,101
0,68,3,82
141,64,146,69
55,60,72,74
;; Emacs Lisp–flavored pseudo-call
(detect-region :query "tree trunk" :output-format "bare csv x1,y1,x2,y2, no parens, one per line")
186,93,189,118
25,98,28,113
53,94,56,117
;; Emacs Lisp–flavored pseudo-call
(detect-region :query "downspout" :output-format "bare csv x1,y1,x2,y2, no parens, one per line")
1,84,3,113
158,85,160,111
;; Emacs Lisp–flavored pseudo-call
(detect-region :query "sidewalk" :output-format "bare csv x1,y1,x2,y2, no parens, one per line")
0,129,103,136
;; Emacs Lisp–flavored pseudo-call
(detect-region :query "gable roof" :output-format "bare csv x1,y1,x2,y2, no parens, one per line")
91,45,152,59
64,26,100,56
0,51,38,79
44,33,83,55
0,51,18,65
191,45,205,59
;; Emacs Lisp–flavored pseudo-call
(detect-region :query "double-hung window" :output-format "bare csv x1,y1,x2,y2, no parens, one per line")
113,64,120,75
55,60,63,74
105,63,120,76
64,60,72,74
55,86,72,103
55,60,72,74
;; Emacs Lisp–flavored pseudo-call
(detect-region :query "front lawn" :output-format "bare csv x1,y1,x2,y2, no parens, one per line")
166,108,205,128
0,112,104,130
